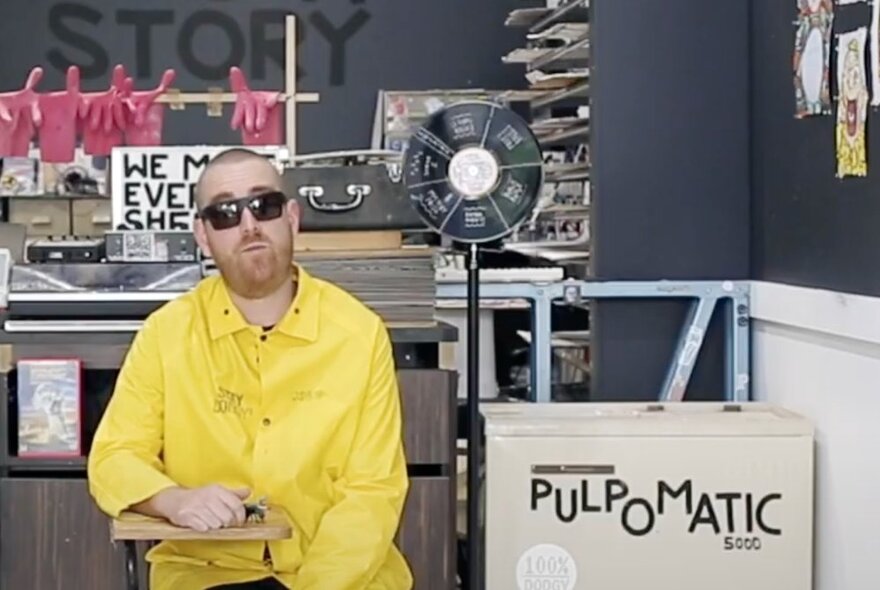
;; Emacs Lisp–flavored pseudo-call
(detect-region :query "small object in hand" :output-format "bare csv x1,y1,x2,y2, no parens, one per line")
244,497,268,523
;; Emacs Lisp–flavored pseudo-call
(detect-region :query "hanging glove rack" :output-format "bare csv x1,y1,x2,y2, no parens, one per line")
0,14,318,163
153,15,319,159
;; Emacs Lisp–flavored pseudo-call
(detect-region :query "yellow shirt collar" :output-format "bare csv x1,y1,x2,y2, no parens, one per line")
206,263,320,342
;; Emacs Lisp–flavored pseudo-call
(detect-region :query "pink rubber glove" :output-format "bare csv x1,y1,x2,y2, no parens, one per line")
36,65,80,162
229,66,283,145
0,67,43,157
79,64,130,156
124,68,176,146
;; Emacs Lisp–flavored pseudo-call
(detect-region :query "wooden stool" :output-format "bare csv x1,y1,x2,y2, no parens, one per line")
110,509,293,590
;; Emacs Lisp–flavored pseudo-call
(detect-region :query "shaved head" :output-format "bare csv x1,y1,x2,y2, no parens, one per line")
195,148,282,209
192,147,300,300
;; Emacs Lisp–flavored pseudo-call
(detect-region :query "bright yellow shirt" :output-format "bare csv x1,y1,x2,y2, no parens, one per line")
87,264,413,590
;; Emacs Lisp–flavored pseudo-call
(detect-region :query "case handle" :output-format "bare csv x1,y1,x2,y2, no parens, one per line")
298,184,370,212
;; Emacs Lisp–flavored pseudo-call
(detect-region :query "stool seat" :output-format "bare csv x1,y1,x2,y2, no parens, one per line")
111,508,293,542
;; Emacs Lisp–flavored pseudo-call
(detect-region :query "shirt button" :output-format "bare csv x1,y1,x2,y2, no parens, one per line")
262,417,271,426
260,335,267,342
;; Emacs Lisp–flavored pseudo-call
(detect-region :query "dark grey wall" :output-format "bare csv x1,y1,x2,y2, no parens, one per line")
0,0,530,152
588,0,751,400
751,1,880,297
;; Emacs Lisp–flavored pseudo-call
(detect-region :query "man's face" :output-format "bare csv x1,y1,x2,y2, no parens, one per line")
193,157,300,299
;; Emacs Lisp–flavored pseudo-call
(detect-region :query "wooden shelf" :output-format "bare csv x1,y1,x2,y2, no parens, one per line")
539,124,589,147
533,79,589,110
504,0,590,30
0,193,108,200
545,163,590,183
3,456,86,472
529,0,590,33
0,321,458,347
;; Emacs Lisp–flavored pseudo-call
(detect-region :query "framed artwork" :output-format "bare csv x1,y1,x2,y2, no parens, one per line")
16,358,83,457
836,27,869,178
794,0,834,117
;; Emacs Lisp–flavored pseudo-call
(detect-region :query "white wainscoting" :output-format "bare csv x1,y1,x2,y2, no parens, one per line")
750,281,880,590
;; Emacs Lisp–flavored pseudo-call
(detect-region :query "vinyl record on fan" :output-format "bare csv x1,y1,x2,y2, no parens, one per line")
404,101,544,243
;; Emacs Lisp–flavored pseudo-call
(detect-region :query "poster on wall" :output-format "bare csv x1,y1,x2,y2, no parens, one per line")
835,27,869,178
110,146,280,231
793,0,834,117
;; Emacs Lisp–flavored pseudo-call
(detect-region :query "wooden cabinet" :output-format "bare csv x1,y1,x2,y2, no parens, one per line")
0,366,458,589
397,476,457,590
399,369,456,466
397,369,458,589
0,478,129,590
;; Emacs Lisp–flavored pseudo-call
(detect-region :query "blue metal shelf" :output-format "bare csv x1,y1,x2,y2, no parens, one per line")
436,279,750,403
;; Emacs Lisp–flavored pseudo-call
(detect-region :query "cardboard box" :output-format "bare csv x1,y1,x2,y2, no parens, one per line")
483,402,814,590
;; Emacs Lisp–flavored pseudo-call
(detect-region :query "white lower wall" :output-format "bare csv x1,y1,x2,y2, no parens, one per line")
750,281,880,590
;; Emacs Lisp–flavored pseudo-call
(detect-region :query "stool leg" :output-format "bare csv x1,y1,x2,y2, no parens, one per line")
124,540,139,590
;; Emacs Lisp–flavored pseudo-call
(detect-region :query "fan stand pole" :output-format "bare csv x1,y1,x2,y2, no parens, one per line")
466,241,482,590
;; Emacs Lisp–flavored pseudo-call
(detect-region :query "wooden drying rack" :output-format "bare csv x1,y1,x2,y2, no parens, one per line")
152,14,319,160
145,14,402,252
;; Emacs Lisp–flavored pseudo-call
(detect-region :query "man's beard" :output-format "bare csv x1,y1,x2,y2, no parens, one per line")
214,234,293,299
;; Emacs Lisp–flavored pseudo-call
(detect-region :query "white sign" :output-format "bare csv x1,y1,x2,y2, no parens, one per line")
110,145,280,231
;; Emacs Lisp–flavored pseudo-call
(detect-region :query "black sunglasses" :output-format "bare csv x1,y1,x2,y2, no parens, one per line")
197,190,288,230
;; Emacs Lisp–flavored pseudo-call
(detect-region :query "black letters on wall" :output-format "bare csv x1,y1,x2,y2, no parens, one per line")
0,0,530,152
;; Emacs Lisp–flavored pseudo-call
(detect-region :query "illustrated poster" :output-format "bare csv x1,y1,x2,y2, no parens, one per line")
836,27,869,178
794,0,834,117
16,358,82,457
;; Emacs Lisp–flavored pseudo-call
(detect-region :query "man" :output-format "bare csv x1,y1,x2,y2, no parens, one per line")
87,148,413,590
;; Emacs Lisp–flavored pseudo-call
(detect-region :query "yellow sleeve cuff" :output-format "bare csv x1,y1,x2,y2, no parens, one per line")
88,452,177,518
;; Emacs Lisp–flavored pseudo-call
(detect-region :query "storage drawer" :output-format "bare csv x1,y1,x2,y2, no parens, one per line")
7,197,70,236
72,198,112,237
397,369,456,466
396,476,456,590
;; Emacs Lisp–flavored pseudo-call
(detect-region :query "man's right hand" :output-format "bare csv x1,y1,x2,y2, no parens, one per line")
147,485,251,532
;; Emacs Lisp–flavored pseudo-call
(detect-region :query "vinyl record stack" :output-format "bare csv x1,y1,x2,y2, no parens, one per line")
296,248,436,324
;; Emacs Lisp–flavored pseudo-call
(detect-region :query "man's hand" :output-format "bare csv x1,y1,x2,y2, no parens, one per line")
147,485,251,532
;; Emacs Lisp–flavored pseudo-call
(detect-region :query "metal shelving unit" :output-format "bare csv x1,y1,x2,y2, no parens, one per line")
437,278,751,404
499,0,590,268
